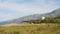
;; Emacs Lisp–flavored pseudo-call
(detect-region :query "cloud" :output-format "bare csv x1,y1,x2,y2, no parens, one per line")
0,1,58,14
0,0,59,14
0,13,13,21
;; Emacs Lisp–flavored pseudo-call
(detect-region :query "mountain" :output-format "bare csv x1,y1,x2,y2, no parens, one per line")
0,8,60,25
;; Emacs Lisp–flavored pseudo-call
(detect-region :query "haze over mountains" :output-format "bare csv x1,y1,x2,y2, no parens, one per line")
0,8,60,25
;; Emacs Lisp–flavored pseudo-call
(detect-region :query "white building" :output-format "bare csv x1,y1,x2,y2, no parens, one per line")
42,16,45,20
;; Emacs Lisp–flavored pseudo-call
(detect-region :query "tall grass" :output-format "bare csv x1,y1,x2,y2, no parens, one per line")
0,24,59,34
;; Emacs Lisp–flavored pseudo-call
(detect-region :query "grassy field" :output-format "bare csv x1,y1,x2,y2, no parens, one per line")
0,24,60,34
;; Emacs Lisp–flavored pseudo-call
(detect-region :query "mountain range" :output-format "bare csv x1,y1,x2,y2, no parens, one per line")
0,8,60,25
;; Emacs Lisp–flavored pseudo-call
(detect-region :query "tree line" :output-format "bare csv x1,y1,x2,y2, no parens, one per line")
23,16,60,24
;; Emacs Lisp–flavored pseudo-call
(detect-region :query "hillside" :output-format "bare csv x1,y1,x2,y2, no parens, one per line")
0,8,60,25
23,16,60,24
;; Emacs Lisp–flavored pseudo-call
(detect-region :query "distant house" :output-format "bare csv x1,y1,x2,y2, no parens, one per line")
42,16,45,20
31,23,33,24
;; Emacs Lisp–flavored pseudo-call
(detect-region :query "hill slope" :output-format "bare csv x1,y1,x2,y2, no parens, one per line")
0,8,60,25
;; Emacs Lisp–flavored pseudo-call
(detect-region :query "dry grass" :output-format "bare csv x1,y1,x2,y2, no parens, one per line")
0,24,60,34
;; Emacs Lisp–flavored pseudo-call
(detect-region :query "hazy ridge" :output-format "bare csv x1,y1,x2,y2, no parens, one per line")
0,8,60,25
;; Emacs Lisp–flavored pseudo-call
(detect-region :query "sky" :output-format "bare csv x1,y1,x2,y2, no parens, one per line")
0,0,60,21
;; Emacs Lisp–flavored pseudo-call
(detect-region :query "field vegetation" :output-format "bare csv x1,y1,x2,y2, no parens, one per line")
0,24,60,34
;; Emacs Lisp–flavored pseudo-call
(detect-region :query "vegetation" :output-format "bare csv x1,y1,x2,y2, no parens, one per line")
23,16,60,24
0,24,60,34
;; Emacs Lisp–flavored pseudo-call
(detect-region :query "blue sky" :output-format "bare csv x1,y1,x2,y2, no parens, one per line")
0,0,60,21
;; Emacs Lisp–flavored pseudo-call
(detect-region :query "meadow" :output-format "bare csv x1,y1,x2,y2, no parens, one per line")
0,24,60,34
